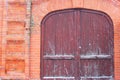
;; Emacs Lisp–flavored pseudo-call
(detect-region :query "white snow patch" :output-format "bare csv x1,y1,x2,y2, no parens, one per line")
43,76,75,79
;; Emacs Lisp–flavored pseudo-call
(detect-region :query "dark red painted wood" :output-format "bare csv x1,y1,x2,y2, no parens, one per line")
41,8,114,80
79,10,114,80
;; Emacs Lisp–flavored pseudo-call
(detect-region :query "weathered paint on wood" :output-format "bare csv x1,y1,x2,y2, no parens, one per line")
41,9,114,80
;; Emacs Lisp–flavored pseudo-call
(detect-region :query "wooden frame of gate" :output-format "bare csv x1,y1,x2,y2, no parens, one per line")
40,8,114,80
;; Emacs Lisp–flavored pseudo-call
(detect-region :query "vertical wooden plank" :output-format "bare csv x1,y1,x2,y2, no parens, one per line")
54,14,63,77
62,12,75,77
67,12,76,77
80,11,99,56
74,10,81,80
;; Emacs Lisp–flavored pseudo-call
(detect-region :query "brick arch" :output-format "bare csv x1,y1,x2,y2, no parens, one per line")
41,8,113,26
38,0,120,25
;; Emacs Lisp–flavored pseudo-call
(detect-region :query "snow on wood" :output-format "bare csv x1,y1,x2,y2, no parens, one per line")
44,55,75,60
80,55,111,59
80,76,113,79
43,76,75,79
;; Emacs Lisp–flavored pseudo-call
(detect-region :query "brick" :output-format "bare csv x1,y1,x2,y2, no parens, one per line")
0,0,120,80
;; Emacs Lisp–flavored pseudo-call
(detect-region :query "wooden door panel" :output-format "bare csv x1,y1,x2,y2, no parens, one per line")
80,11,113,55
43,60,75,77
41,10,77,80
43,11,76,56
44,16,56,55
79,10,113,79
80,60,112,76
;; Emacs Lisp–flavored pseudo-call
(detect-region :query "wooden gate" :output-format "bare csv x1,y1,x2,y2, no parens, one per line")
41,8,114,80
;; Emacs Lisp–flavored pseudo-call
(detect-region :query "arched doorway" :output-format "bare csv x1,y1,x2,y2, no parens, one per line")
41,8,114,80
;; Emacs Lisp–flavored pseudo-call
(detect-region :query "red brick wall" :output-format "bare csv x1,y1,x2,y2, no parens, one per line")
0,0,28,79
0,0,120,80
0,0,3,66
